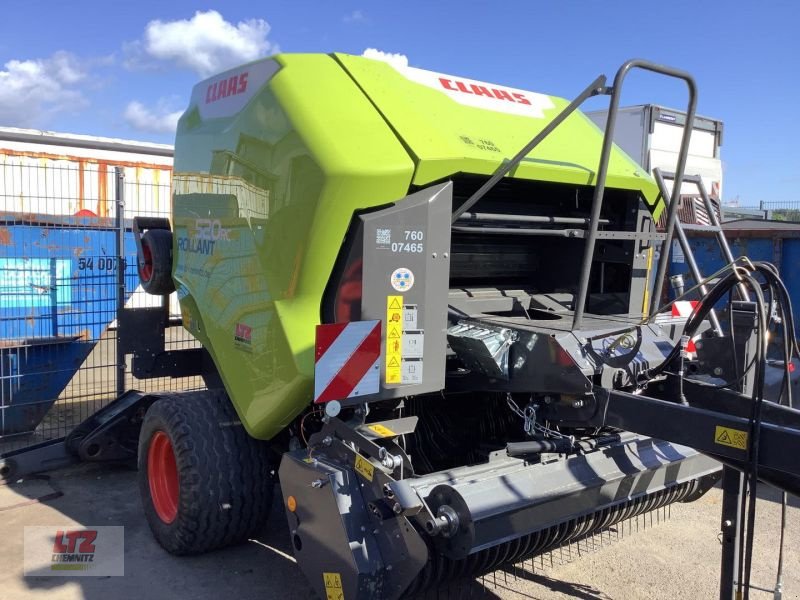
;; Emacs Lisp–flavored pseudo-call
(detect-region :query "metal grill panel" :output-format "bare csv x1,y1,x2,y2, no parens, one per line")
0,158,203,455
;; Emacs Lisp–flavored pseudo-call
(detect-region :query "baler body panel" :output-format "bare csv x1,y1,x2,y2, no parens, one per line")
172,54,414,439
171,53,663,439
333,54,661,214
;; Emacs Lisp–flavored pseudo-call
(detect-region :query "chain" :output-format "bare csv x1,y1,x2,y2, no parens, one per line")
506,393,572,440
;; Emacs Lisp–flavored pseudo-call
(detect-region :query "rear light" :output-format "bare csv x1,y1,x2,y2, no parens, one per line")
334,259,363,323
555,345,577,367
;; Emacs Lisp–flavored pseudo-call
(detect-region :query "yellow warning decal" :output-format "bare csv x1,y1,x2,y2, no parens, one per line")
715,426,748,450
386,296,403,384
641,246,654,316
354,454,374,481
368,423,397,437
323,572,344,600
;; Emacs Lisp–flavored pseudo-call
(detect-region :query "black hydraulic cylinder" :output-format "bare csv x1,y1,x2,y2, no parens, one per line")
506,438,573,456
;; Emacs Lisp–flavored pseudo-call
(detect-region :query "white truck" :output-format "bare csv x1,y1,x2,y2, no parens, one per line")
587,104,724,206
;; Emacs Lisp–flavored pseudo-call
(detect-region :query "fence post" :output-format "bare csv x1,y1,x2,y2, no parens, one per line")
115,167,126,399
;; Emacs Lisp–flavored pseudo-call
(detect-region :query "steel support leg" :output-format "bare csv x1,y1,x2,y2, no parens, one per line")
720,466,743,600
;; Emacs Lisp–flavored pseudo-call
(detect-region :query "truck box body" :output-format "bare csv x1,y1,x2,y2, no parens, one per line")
587,105,724,200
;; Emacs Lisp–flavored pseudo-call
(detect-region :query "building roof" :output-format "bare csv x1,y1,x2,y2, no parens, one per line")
722,218,800,231
0,126,173,157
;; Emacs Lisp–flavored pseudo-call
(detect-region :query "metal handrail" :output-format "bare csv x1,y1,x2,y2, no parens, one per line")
446,59,701,332
573,59,698,329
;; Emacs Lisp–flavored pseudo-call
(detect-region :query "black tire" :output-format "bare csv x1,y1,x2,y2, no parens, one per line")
138,391,274,555
139,229,175,295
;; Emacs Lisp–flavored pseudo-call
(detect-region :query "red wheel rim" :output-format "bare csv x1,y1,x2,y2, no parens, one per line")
147,431,179,524
139,241,153,282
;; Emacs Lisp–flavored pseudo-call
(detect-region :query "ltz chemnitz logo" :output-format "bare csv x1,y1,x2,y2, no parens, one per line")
51,530,97,571
24,525,124,576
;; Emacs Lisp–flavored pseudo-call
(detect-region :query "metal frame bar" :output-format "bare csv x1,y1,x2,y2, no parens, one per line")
652,168,723,335
453,225,666,241
451,75,609,224
451,225,585,238
114,168,126,399
574,60,698,329
457,212,610,226
660,171,750,301
0,438,76,480
719,466,743,600
596,382,800,482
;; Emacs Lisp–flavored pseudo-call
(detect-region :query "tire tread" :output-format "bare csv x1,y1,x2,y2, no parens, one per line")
138,390,274,555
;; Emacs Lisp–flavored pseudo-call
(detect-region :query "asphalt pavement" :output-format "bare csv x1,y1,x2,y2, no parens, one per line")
0,462,797,600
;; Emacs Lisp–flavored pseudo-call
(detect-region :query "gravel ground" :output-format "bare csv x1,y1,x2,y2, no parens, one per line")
0,462,797,600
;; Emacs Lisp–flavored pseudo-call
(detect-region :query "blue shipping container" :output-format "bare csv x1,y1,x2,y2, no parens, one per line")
669,220,800,338
0,214,139,435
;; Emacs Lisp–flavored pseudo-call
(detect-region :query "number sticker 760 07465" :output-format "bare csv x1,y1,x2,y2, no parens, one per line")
391,230,424,253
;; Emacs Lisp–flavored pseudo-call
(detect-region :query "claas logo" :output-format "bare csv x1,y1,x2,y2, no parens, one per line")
206,72,249,104
438,77,532,105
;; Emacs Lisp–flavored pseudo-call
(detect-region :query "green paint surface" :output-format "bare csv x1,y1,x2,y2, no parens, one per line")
172,53,661,439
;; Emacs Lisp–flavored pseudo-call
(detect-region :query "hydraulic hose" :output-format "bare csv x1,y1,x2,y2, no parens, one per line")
506,438,573,456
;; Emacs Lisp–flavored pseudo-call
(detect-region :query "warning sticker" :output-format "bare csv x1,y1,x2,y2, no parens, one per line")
354,454,374,481
323,572,344,600
402,360,423,384
402,331,424,358
386,296,403,384
368,423,397,438
715,426,748,450
404,304,418,329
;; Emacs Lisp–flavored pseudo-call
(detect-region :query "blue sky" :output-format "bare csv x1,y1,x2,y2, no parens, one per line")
0,1,797,205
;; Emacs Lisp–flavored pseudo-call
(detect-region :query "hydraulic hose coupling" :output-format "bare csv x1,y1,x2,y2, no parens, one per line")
680,335,691,360
671,274,686,297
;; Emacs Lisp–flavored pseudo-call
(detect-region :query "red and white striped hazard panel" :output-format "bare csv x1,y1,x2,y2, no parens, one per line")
672,300,699,318
314,320,381,404
672,301,700,356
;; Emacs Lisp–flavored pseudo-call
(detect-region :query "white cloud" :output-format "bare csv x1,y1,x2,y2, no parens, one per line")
362,48,408,69
0,51,88,127
137,10,277,78
124,99,183,134
343,10,366,24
